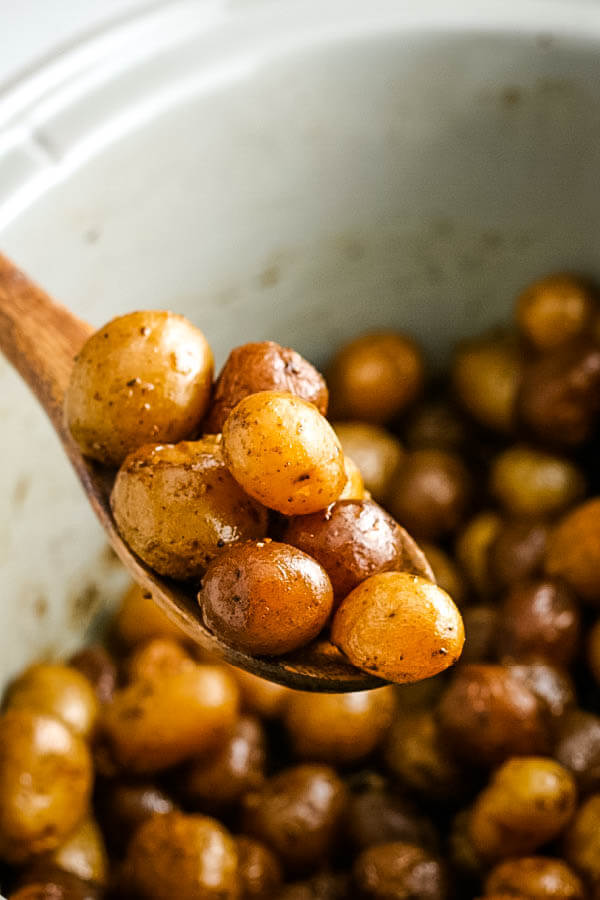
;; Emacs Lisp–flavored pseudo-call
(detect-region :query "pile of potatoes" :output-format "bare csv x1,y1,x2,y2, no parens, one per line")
64,312,465,683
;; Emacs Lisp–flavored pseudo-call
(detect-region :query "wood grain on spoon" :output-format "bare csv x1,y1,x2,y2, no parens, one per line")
0,252,386,691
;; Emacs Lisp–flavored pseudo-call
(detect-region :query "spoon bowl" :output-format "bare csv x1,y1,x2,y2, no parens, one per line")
0,252,402,691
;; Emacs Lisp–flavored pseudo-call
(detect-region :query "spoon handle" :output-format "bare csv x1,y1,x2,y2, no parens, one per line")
0,253,92,436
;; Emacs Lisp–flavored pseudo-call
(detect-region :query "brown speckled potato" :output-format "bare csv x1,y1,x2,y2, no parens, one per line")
485,856,585,900
331,572,464,683
437,666,550,766
235,836,283,899
182,715,266,810
469,757,576,862
204,340,328,433
4,663,99,740
327,331,424,424
65,311,213,466
0,709,92,863
283,687,397,765
333,422,404,502
114,582,187,646
516,273,596,352
125,811,240,900
452,335,522,432
283,499,434,602
241,764,347,874
101,661,239,773
222,391,345,515
199,540,334,656
498,578,580,666
386,449,471,541
490,445,585,518
352,842,448,900
545,498,600,604
111,439,268,579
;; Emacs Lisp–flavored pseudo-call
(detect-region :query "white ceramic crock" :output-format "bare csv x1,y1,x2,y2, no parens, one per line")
1,0,600,691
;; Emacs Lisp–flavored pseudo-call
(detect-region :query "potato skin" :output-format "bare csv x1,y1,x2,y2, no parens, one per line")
351,842,448,900
199,540,334,656
241,764,347,874
485,856,585,900
37,816,108,886
0,710,93,863
516,273,596,352
283,499,434,602
125,811,240,900
331,572,464,683
545,498,600,604
498,578,580,666
65,310,213,465
205,341,328,433
564,794,600,886
5,663,99,739
283,687,397,765
333,422,404,502
222,391,345,515
327,331,424,424
490,445,585,519
101,662,239,773
111,439,268,580
235,836,283,899
452,336,521,433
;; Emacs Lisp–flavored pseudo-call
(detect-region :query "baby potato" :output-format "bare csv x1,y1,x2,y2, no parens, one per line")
205,340,328,433
125,811,240,900
114,582,188,646
498,578,580,666
222,391,345,515
419,543,466,607
331,572,464,683
182,715,266,811
452,335,522,433
241,764,348,874
564,794,600,886
95,781,175,850
282,686,397,765
469,757,576,862
0,709,92,863
333,422,404,502
327,331,424,424
65,310,213,466
386,449,471,541
5,663,99,740
554,709,600,795
460,605,499,664
230,668,293,718
490,445,585,518
489,518,550,589
69,645,117,705
516,273,596,352
235,836,283,899
111,438,268,580
545,498,600,604
9,871,102,900
283,499,434,603
125,637,192,681
351,842,448,900
384,710,466,801
101,661,239,773
485,856,585,900
199,540,334,656
346,776,438,853
455,511,502,598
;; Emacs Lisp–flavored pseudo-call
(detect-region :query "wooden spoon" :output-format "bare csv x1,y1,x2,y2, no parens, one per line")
0,254,430,691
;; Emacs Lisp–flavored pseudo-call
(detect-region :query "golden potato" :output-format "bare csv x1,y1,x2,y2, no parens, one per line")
5,663,99,740
230,668,293,718
331,572,464,683
0,709,93,862
283,499,434,603
333,422,404,501
235,836,283,899
351,842,447,900
205,340,328,433
485,856,585,900
38,816,107,886
199,540,334,655
125,811,240,900
101,661,239,773
455,511,502,597
490,445,585,518
564,794,600,885
420,543,466,607
338,455,366,500
114,582,188,646
327,331,424,424
469,757,577,861
222,391,345,515
452,335,522,432
125,637,191,681
65,310,213,465
9,871,102,900
516,273,596,352
283,687,397,764
111,439,268,579
545,498,600,604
